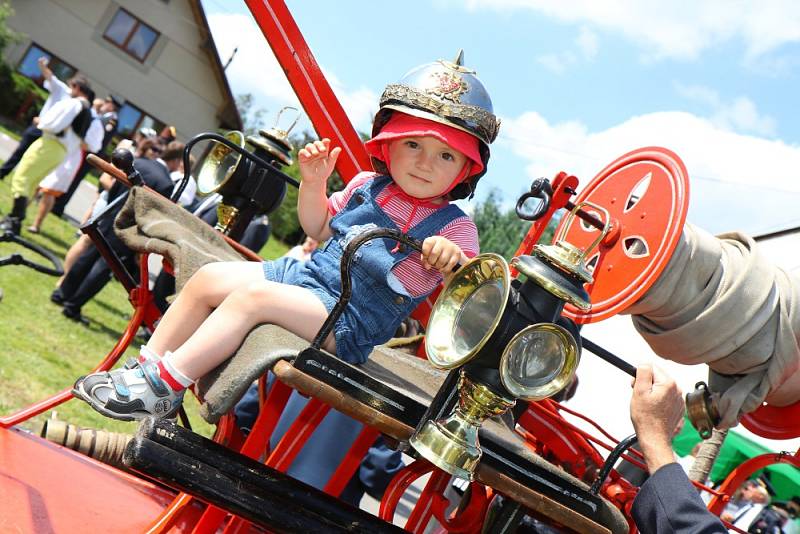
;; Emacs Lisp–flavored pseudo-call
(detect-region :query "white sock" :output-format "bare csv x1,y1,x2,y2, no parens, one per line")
159,351,195,388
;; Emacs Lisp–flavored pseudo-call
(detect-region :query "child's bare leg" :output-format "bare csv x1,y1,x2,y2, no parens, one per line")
29,193,55,232
146,261,267,358
167,280,332,380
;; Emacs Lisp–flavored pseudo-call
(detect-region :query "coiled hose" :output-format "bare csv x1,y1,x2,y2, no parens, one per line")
40,418,133,469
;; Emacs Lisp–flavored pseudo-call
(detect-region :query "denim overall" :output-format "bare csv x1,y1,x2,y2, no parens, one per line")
263,174,465,364
256,174,466,495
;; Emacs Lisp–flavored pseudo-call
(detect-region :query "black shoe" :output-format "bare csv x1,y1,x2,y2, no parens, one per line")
62,307,89,325
0,216,21,236
50,290,64,305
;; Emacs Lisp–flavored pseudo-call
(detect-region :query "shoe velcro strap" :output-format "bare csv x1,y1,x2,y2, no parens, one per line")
139,361,170,398
111,371,131,400
123,357,140,370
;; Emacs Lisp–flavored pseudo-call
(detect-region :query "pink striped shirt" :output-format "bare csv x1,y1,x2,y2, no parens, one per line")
328,172,479,297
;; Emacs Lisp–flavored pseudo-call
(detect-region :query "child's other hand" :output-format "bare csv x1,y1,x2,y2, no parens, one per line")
299,138,341,186
421,236,464,275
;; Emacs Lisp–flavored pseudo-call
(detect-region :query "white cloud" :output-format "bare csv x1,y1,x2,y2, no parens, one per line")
536,27,598,74
207,13,377,133
576,26,598,60
494,109,800,234
465,0,800,61
499,109,800,194
675,83,777,137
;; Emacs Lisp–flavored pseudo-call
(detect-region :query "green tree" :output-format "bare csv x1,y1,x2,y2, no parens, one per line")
471,189,560,260
0,2,18,54
235,93,267,137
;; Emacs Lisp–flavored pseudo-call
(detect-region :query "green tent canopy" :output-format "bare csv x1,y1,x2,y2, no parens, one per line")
673,417,800,501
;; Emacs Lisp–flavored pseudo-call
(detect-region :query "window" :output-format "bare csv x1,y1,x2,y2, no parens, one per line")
17,43,77,85
116,101,165,139
103,8,159,62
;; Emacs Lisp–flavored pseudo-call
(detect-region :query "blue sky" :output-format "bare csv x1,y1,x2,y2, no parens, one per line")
202,0,800,236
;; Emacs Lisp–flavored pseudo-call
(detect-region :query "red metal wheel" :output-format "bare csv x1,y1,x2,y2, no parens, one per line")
557,146,690,323
740,400,800,440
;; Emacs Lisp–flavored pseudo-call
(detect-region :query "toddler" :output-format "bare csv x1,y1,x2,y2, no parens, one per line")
73,55,500,420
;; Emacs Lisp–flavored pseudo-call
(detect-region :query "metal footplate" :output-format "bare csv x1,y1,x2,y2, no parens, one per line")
123,417,404,533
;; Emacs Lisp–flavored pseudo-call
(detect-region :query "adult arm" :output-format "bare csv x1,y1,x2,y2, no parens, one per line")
37,98,81,134
39,57,70,101
629,365,727,533
84,118,105,154
632,463,727,534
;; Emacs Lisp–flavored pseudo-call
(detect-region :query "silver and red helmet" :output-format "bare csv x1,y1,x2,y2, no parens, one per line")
372,51,500,199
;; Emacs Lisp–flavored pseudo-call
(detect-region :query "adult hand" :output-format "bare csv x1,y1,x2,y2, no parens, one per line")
37,57,53,79
298,138,341,187
630,364,685,474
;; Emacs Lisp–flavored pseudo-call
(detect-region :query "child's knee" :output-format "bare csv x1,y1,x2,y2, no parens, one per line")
229,281,275,311
190,262,226,286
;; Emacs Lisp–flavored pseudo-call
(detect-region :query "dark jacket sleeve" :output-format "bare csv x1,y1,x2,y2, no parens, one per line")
632,463,727,534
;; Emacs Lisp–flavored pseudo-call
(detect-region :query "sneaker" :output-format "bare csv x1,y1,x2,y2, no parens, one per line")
72,361,184,422
50,290,64,305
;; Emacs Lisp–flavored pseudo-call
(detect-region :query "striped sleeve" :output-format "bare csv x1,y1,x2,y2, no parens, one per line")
391,216,480,297
439,216,480,258
327,172,376,215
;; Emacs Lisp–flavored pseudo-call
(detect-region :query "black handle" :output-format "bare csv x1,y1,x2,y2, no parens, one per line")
581,336,637,377
111,148,143,186
515,178,552,221
176,133,301,204
311,228,424,349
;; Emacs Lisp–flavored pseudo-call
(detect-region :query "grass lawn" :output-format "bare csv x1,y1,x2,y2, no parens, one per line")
0,174,289,438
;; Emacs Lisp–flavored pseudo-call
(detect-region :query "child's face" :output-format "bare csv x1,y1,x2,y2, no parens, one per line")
387,136,468,200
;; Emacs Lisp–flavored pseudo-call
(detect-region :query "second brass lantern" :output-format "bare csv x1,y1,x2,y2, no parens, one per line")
410,201,610,479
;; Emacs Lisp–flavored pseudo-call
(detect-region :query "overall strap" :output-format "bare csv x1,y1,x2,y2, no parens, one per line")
366,174,394,198
408,202,467,240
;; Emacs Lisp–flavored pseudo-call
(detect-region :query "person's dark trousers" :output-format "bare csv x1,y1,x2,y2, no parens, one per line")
52,157,92,217
54,244,138,317
0,125,42,179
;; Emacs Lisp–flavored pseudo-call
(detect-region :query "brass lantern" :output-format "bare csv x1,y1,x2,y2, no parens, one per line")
194,107,300,240
410,203,610,479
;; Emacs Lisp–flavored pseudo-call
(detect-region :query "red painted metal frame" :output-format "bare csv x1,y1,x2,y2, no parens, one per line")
0,254,156,428
511,172,580,277
707,450,800,515
244,0,371,183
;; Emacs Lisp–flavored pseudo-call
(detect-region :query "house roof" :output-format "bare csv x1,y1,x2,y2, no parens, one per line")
187,0,243,131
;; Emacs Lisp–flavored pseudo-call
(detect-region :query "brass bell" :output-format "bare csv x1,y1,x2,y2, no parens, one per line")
410,370,515,480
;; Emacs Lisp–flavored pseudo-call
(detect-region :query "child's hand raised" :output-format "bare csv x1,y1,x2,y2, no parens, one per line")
299,138,341,186
421,236,465,275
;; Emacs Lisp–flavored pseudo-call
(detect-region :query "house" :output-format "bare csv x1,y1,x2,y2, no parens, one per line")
3,0,242,140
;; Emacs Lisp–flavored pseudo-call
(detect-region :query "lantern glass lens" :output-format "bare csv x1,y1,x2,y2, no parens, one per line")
426,254,511,369
500,324,579,400
197,131,244,194
452,280,505,355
